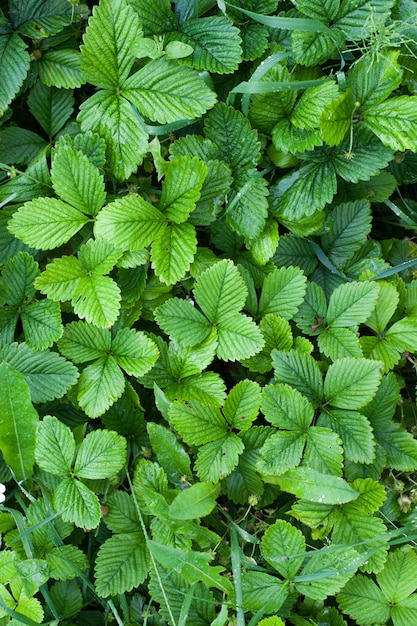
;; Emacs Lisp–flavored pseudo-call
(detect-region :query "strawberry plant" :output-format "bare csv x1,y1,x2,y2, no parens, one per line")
1,0,417,624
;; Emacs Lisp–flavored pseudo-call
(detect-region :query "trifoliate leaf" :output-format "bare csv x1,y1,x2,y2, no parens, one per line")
94,194,166,250
154,298,212,347
54,477,101,529
0,33,30,117
348,50,402,109
324,358,383,410
21,300,64,351
177,16,242,73
151,222,197,285
261,519,305,579
194,259,247,324
223,380,261,430
274,467,360,504
318,409,375,464
123,57,217,124
271,350,324,405
8,198,89,250
0,342,79,404
261,382,314,429
80,0,141,89
204,103,261,176
37,49,84,89
0,362,38,481
78,91,149,180
363,96,417,152
94,532,148,597
327,281,379,327
321,200,372,268
51,145,106,216
195,433,245,482
111,328,159,376
216,313,264,361
28,82,74,137
378,547,417,603
168,401,227,446
74,429,126,479
160,156,207,223
258,266,307,319
77,357,126,418
35,415,75,476
169,482,221,519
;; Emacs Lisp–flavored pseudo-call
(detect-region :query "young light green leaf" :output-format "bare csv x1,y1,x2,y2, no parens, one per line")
51,145,106,216
258,266,307,319
71,273,121,329
94,532,148,597
8,198,89,250
223,380,261,430
384,317,417,353
122,57,217,124
272,467,359,504
54,477,101,530
177,16,242,74
337,574,389,625
195,433,244,482
261,519,305,580
151,222,197,285
77,357,126,418
80,0,141,89
160,156,207,223
169,482,221,519
291,80,339,130
0,362,38,481
35,415,75,476
321,89,356,146
74,429,126,479
365,281,399,334
326,281,380,327
34,256,85,303
324,358,383,410
194,259,247,324
94,194,166,251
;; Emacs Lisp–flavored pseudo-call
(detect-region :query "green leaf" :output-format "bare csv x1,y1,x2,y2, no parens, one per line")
177,16,242,74
28,81,74,137
291,28,345,67
94,194,166,251
195,433,244,482
324,358,383,409
0,33,30,116
35,256,85,303
194,259,247,324
258,266,307,319
241,572,289,614
169,482,221,519
37,50,83,89
261,519,305,579
51,145,106,216
242,314,293,373
104,491,141,533
111,329,159,377
271,350,324,405
363,96,417,152
321,89,356,146
320,200,372,268
80,0,141,89
304,427,344,475
225,174,269,239
334,0,394,39
216,313,264,361
273,467,359,504
365,281,399,334
160,156,207,223
78,91,149,180
223,380,261,430
385,317,417,352
0,127,47,166
147,423,192,484
154,298,212,347
21,300,64,351
123,57,217,124
74,429,126,479
291,80,340,130
204,103,260,177
54,477,101,530
94,532,148,597
261,382,314,429
0,342,79,404
348,50,402,108
77,357,125,418
168,401,227,446
151,222,197,285
9,0,74,37
337,575,389,625
257,430,306,475
327,281,379,327
35,415,75,476
49,581,83,617
361,336,401,373
272,118,323,155
1,251,38,305
8,198,89,250
128,0,176,35
296,547,362,601
318,409,375,464
318,327,363,360
0,362,38,481
375,422,417,471
57,131,106,170
72,273,121,329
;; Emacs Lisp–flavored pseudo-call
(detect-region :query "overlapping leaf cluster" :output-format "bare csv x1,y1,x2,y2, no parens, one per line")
1,0,417,624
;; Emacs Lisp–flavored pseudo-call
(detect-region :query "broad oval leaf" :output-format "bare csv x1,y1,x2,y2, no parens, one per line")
74,429,127,479
77,357,125,418
261,519,305,580
168,482,221,519
54,477,101,530
94,532,148,597
258,265,307,319
324,358,383,410
35,415,75,476
271,467,359,504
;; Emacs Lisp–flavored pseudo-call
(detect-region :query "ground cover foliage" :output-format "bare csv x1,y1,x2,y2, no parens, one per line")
2,0,417,624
